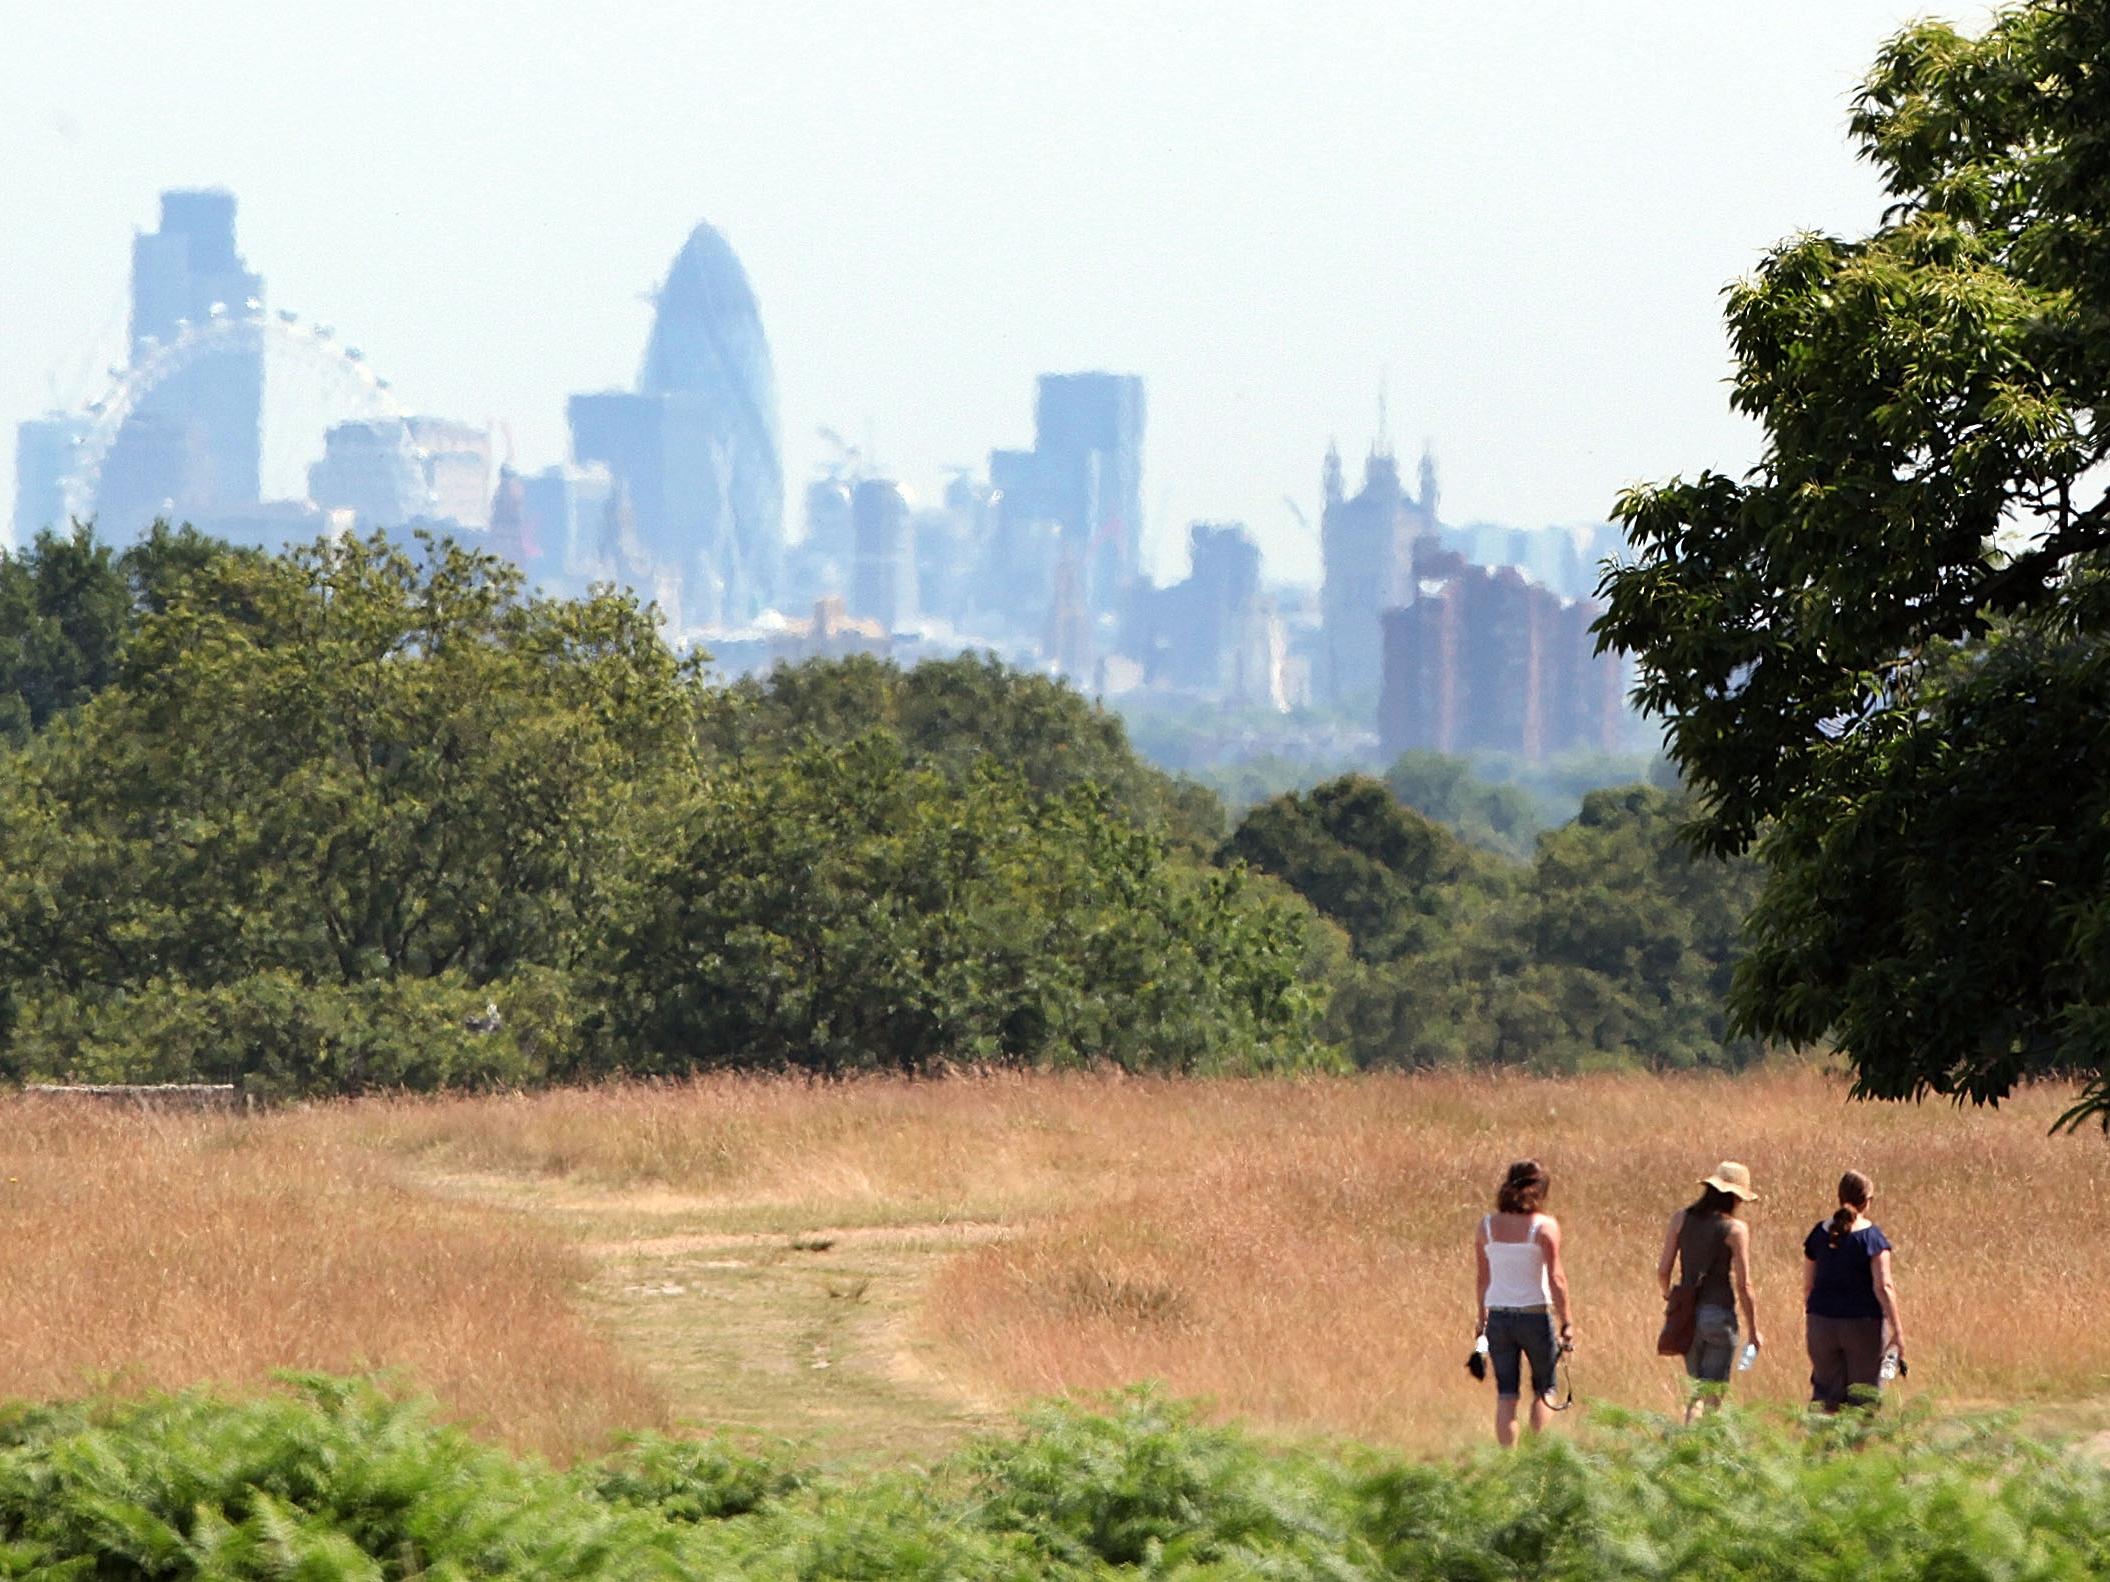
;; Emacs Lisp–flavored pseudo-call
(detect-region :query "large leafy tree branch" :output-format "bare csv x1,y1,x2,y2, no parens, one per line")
1597,0,2110,1124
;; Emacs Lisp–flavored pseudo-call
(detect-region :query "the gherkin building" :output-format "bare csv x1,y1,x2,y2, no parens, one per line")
568,222,783,625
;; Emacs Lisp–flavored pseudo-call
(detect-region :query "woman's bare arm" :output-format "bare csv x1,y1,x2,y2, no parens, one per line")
1473,1225,1490,1334
1541,1216,1573,1348
1871,1247,1905,1359
1728,1219,1764,1352
1657,1210,1684,1297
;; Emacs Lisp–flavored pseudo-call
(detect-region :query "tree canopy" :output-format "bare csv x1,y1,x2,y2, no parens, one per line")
1221,776,1761,1073
1597,0,2110,1126
0,530,1311,1091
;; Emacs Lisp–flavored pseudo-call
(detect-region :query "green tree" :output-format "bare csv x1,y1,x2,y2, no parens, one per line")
0,532,697,1091
700,651,1226,846
0,524,129,744
0,521,247,746
1383,750,1543,861
603,734,1316,1076
1596,0,2110,1123
1218,775,1501,960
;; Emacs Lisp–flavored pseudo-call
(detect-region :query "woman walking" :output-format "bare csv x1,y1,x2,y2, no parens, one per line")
1658,1161,1763,1421
1473,1158,1574,1447
1804,1169,1906,1411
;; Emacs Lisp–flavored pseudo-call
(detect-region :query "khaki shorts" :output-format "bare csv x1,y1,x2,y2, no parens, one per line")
1686,1303,1738,1383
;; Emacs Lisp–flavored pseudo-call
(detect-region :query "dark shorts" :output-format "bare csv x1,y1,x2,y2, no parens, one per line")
1486,1307,1557,1401
1686,1303,1739,1383
1807,1313,1886,1410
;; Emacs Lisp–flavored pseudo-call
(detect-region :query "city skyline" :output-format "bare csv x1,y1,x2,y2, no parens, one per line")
2,2,1986,582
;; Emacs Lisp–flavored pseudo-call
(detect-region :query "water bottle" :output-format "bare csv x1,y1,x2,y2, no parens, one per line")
1878,1349,1899,1382
1737,1341,1758,1372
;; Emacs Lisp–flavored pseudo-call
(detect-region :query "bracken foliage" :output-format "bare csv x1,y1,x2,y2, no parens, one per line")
0,1380,2106,1579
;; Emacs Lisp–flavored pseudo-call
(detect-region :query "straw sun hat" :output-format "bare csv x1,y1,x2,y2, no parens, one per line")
1702,1160,1759,1201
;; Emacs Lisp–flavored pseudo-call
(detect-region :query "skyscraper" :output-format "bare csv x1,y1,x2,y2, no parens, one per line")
97,190,266,532
1032,372,1144,624
11,414,87,545
569,222,783,626
850,478,915,632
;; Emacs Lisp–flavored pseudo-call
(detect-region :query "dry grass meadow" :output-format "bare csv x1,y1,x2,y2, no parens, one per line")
5,1068,2109,1463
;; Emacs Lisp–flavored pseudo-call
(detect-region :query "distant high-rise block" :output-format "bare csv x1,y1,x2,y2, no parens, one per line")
565,222,782,627
516,463,615,590
12,413,88,545
1131,522,1277,702
404,417,492,529
1032,372,1144,624
308,420,426,527
130,190,260,356
309,417,491,532
99,190,267,534
850,478,915,632
1379,536,1626,762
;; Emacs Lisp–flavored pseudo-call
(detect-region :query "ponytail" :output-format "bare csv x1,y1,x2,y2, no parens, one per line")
1828,1169,1874,1248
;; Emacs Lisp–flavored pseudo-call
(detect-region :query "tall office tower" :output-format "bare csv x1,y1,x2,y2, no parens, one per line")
517,463,615,591
11,414,88,545
98,190,267,534
404,417,492,528
1032,372,1144,624
308,420,428,526
782,475,854,608
850,477,915,632
1318,438,1437,708
570,222,784,626
912,473,992,630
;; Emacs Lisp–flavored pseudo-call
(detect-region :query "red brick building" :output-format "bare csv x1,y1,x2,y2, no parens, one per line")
1379,536,1627,761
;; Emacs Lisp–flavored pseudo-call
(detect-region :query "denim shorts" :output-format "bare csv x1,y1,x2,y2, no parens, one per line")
1485,1307,1557,1401
1686,1303,1739,1383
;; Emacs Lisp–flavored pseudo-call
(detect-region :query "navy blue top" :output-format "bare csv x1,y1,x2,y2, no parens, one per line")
1804,1222,1891,1320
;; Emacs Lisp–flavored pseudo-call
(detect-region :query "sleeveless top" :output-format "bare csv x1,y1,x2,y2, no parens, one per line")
1678,1211,1736,1309
1482,1214,1553,1309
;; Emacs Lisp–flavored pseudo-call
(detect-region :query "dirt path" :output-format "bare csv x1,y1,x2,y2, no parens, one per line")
416,1170,1010,1465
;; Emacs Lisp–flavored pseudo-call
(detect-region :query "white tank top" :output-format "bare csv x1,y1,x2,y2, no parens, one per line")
1482,1213,1553,1309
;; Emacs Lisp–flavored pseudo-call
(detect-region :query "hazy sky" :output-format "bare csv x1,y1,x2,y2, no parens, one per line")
1,1,1985,584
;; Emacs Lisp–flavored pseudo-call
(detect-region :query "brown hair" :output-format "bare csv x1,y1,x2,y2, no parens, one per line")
1496,1159,1548,1215
1828,1169,1873,1248
1688,1184,1740,1219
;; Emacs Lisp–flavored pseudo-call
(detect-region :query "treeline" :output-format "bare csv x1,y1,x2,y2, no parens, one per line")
0,525,1757,1094
1228,776,1764,1072
2,1380,2102,1579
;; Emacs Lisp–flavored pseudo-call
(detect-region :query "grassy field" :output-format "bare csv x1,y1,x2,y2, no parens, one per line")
4,1069,2108,1465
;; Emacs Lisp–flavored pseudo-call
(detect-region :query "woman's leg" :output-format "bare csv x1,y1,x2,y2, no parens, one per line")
1487,1312,1525,1447
1841,1317,1887,1407
1808,1315,1847,1413
1685,1305,1737,1422
1524,1314,1558,1435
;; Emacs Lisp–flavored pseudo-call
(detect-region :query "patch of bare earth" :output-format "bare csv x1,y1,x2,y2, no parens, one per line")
415,1168,1010,1465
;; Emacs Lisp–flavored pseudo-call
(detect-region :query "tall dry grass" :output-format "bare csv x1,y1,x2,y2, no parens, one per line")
335,1069,2110,1452
13,1071,2109,1461
0,1098,665,1460
928,1069,2110,1451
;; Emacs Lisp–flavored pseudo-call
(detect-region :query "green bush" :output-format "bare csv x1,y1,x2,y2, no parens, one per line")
8,969,571,1098
2,1379,2107,1579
